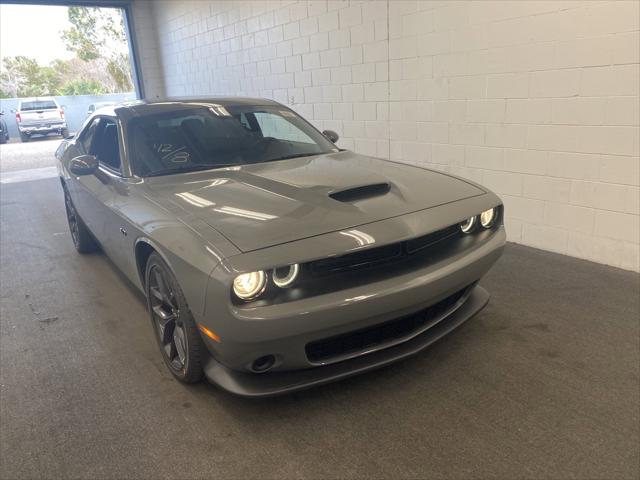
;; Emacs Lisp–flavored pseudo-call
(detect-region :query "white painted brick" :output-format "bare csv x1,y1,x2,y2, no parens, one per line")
292,37,310,55
605,97,640,126
314,103,332,120
521,224,568,254
294,70,312,87
433,100,465,122
390,80,417,101
505,149,548,176
611,31,640,65
487,73,528,99
312,68,331,86
351,22,375,45
300,17,319,36
465,146,505,171
390,121,418,141
342,84,364,102
450,123,484,146
448,76,486,100
576,126,639,157
625,187,640,215
551,98,606,126
555,37,613,69
339,4,362,28
330,65,351,84
528,125,577,152
309,32,329,52
594,210,640,243
599,155,640,186
467,100,505,124
504,99,551,125
329,29,350,49
286,55,302,73
302,52,320,70
342,120,366,138
544,202,595,234
320,50,340,68
486,124,527,149
570,180,627,211
353,102,377,121
352,63,375,83
340,46,363,65
547,152,599,181
501,195,545,223
523,176,571,203
417,32,451,56
322,85,342,102
375,62,389,82
364,82,388,101
332,103,353,120
432,144,465,166
318,11,339,32
363,41,388,62
581,64,640,96
482,170,523,196
529,69,581,98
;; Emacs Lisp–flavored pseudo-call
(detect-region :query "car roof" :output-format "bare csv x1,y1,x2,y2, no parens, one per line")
19,97,57,103
103,96,284,119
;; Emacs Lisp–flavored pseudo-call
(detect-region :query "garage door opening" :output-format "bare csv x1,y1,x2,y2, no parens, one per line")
0,1,141,144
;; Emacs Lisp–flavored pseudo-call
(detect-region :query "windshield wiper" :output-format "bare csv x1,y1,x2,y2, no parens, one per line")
145,164,239,177
265,153,320,162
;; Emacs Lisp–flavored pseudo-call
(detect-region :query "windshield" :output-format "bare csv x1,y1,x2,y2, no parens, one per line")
129,105,338,177
21,100,57,111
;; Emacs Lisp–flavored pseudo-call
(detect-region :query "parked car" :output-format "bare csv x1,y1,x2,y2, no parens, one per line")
55,98,505,397
87,101,117,116
0,111,9,144
15,97,68,142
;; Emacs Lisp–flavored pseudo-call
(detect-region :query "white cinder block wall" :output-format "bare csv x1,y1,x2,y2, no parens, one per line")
135,0,640,271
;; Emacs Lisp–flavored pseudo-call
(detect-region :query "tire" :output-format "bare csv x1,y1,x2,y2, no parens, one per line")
64,188,98,253
0,134,6,145
61,128,69,138
20,132,29,143
145,252,205,383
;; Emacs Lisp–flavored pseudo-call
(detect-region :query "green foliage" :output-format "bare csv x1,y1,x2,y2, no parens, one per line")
0,88,10,99
59,79,106,96
61,6,132,91
1,56,62,97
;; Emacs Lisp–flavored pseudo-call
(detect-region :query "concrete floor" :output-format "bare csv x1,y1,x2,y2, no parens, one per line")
0,146,639,479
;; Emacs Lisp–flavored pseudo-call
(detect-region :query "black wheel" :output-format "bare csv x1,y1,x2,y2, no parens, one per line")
145,253,204,383
61,128,69,138
0,135,6,145
64,189,98,253
20,132,29,143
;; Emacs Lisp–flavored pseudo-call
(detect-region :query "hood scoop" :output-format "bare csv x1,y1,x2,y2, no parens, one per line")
329,182,391,203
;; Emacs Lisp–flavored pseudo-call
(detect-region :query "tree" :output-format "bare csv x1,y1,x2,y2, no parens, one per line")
0,56,62,97
59,79,106,95
61,6,132,92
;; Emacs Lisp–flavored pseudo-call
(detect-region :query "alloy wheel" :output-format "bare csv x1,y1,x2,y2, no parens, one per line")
148,265,187,371
64,193,80,247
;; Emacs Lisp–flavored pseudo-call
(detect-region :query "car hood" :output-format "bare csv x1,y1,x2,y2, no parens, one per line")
141,151,484,252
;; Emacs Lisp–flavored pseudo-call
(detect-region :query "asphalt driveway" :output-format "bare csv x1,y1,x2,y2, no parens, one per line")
0,158,638,479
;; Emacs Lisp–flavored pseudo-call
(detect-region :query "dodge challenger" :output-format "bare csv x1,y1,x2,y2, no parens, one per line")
56,98,505,397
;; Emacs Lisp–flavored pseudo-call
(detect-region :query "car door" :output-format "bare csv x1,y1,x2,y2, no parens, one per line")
73,116,138,279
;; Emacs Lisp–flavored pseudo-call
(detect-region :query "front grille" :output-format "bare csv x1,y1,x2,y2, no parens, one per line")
305,285,470,363
308,224,462,276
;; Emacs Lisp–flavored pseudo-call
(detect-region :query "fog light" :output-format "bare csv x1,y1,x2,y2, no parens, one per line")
460,216,476,233
272,264,300,288
252,355,275,372
480,208,497,228
233,271,267,300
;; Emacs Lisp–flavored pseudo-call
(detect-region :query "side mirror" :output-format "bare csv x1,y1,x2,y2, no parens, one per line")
69,155,98,176
322,129,339,143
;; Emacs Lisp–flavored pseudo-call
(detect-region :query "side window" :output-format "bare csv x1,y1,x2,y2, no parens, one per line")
80,118,99,152
92,118,121,172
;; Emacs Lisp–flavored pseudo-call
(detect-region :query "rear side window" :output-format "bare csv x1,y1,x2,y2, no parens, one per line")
20,101,57,111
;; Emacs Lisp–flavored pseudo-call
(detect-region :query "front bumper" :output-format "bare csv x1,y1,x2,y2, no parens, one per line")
203,284,489,397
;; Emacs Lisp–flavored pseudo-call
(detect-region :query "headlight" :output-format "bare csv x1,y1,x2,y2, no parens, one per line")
233,271,267,300
480,208,497,228
272,264,300,288
460,216,476,233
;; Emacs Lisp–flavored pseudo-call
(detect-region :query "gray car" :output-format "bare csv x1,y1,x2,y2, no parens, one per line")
56,98,505,397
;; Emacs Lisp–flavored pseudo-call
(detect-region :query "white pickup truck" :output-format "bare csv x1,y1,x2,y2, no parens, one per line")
15,97,68,142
